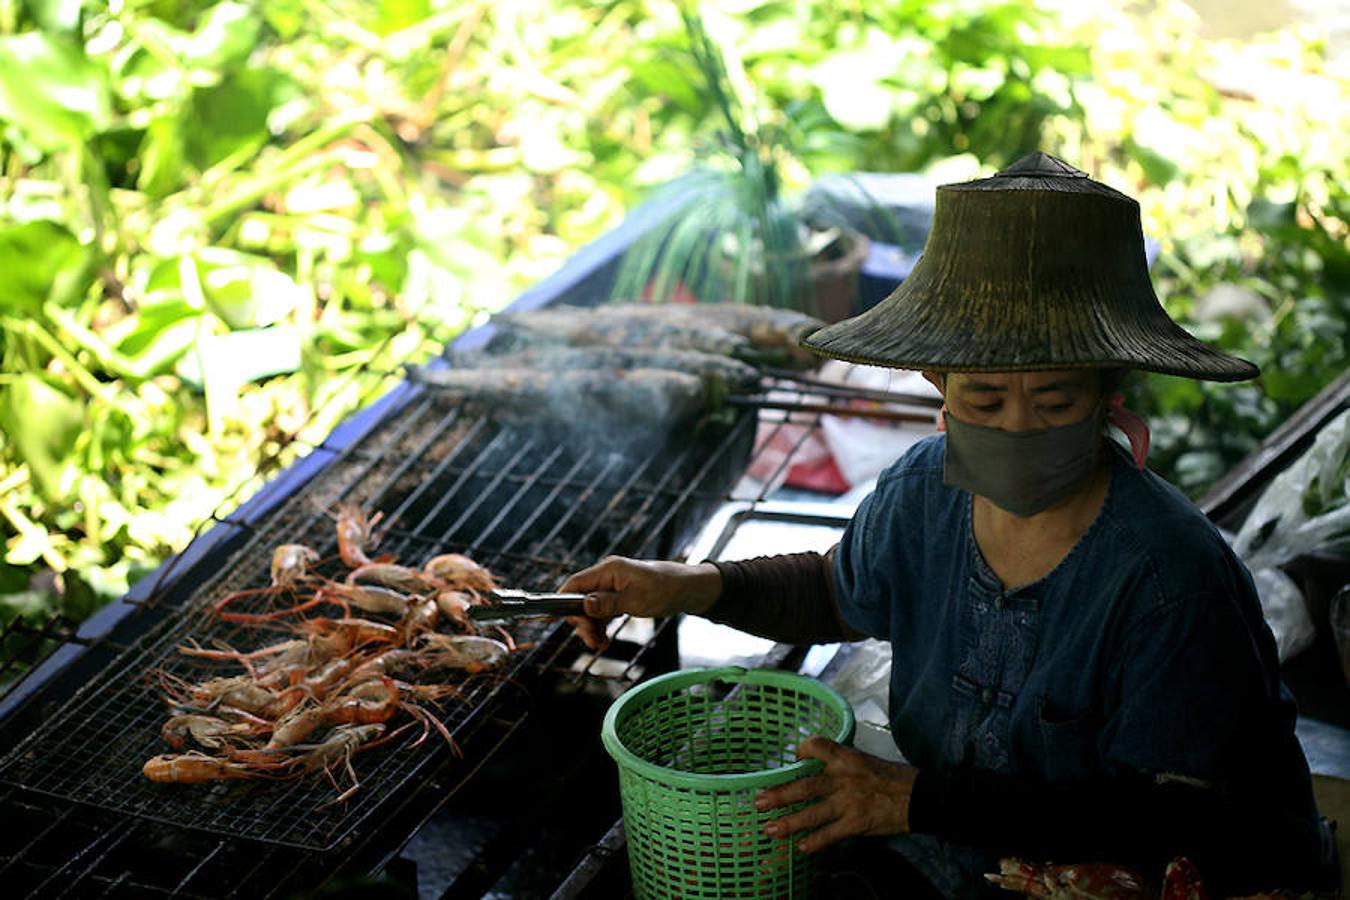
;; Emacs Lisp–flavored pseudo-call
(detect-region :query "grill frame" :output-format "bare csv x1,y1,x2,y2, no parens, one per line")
0,390,759,852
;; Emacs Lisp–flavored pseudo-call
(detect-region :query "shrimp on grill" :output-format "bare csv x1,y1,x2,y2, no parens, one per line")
414,633,510,673
433,589,477,631
143,752,258,784
292,616,402,654
160,714,259,750
317,581,411,618
401,594,440,639
267,702,331,749
422,554,496,594
205,545,322,623
283,723,390,803
271,544,320,589
162,674,304,720
346,563,441,596
334,503,384,569
346,647,423,682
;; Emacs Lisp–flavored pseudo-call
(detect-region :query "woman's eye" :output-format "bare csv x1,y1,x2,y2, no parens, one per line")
973,403,1001,413
1040,403,1073,413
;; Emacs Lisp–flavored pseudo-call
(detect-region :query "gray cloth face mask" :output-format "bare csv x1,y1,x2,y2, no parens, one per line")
942,412,1100,518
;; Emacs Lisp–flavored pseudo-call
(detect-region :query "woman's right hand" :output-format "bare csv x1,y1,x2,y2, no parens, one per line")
558,556,722,651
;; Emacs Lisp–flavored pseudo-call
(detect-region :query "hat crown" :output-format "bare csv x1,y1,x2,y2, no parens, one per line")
995,152,1088,179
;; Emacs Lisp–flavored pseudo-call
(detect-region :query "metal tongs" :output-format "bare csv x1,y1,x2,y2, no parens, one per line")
466,588,588,622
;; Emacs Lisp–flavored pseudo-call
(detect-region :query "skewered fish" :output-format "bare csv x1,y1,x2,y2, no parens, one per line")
492,303,823,368
408,366,710,425
444,346,761,391
492,307,750,358
602,303,823,366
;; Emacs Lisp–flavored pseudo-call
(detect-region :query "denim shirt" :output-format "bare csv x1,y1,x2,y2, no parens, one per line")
834,435,1320,894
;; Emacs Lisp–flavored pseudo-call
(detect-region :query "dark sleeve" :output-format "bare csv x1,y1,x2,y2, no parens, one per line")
703,546,867,645
908,767,1332,894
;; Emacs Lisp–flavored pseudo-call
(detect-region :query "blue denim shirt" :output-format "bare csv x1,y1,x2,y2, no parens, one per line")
834,435,1319,894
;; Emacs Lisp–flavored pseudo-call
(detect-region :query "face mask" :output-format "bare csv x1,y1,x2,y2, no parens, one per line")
942,411,1100,518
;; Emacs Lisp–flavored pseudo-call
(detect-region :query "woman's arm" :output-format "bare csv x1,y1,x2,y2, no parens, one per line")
706,546,868,644
561,546,866,649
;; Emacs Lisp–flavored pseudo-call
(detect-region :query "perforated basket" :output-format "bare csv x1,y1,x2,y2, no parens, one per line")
602,667,855,899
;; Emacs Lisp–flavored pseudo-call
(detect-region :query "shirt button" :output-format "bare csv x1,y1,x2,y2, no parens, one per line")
993,595,1005,610
981,688,994,704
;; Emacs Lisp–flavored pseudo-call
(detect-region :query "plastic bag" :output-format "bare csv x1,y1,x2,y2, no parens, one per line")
1250,565,1317,663
826,638,906,762
1233,408,1350,571
1218,524,1316,663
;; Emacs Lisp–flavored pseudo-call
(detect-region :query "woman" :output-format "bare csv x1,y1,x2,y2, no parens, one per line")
563,154,1338,896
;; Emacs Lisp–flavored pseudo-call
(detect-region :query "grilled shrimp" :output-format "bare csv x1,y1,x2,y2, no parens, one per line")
422,554,496,594
160,714,257,750
143,752,257,784
347,648,423,682
294,616,401,652
346,563,440,595
188,676,288,717
318,582,411,617
414,633,510,673
402,594,439,637
335,504,382,569
323,677,401,726
433,589,476,631
271,544,320,588
985,858,1154,899
268,703,330,748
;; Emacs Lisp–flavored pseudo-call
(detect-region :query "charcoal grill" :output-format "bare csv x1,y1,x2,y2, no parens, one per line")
0,352,928,896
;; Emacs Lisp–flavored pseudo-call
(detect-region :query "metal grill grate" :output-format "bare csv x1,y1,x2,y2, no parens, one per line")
0,389,758,851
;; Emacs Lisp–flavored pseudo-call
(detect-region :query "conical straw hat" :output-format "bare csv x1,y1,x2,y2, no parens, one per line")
801,153,1258,381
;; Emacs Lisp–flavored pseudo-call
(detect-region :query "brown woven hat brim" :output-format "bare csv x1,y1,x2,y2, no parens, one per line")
801,172,1258,382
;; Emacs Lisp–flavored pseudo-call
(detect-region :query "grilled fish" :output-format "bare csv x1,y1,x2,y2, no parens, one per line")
445,346,761,391
492,303,823,368
603,303,824,363
408,366,710,425
492,307,750,358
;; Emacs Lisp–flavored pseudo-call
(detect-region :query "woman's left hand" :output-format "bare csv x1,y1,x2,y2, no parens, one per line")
755,737,919,853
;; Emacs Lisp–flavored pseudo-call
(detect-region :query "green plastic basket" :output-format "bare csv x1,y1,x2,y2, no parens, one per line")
602,667,856,899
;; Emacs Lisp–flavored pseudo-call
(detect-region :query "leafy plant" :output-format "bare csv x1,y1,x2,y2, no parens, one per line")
610,7,884,313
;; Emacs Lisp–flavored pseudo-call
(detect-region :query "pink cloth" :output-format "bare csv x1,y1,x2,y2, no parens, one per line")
1107,392,1150,470
934,397,1149,470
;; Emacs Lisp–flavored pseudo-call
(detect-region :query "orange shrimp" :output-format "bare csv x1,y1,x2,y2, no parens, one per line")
160,714,258,750
143,752,257,784
347,648,422,682
268,702,330,749
271,543,320,588
401,594,440,638
335,504,383,569
317,581,410,617
433,590,476,631
422,553,496,593
346,563,440,595
211,586,325,623
322,677,401,726
293,616,401,651
413,633,510,673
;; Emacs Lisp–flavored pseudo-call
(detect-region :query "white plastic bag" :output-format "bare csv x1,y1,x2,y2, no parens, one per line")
1250,565,1316,663
1233,408,1350,572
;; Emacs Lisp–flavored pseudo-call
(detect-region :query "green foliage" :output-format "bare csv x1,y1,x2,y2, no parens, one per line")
1,0,1347,677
